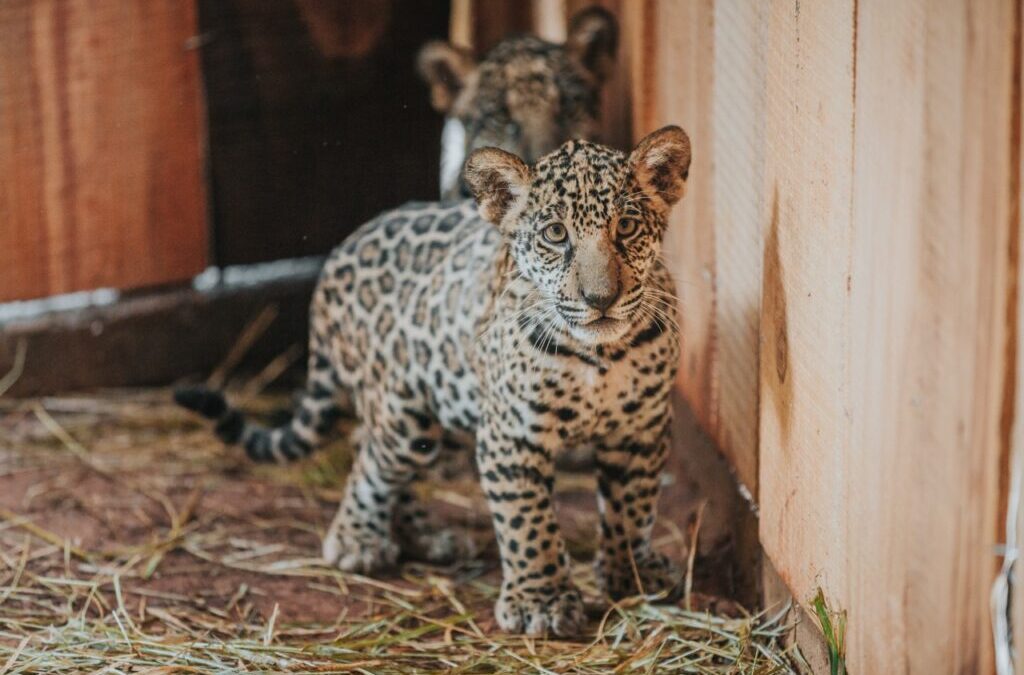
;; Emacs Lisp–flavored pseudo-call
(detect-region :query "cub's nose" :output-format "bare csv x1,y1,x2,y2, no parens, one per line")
577,237,621,314
582,284,620,313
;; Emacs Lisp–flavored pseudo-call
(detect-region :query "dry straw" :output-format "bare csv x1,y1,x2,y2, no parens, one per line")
0,387,799,673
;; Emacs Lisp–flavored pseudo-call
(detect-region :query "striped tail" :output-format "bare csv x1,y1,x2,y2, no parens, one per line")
174,386,342,463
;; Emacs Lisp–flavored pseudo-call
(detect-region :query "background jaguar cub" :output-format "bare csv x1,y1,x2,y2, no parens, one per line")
417,6,618,200
177,125,691,637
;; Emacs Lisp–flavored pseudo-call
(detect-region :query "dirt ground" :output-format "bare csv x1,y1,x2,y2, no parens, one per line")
0,387,794,673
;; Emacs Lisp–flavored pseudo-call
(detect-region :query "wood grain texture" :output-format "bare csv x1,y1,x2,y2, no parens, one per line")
758,0,856,627
1011,3,1023,665
649,0,717,450
758,0,1014,671
708,0,766,495
848,2,1012,669
539,7,1015,669
0,0,208,302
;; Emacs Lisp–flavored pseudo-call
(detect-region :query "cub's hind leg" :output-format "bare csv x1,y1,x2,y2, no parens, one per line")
392,431,478,564
322,404,444,572
394,486,477,565
322,432,403,573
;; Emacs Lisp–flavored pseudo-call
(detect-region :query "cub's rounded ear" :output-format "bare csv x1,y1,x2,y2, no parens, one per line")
416,41,476,113
464,148,531,226
629,125,692,207
566,6,618,83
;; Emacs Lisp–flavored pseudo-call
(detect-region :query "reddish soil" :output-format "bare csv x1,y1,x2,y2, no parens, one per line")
0,389,747,637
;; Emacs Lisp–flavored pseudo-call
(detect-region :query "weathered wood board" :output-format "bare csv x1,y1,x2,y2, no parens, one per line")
757,0,856,636
0,0,208,302
759,0,1014,671
708,0,766,496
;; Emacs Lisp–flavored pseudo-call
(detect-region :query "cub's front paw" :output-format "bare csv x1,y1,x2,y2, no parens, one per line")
322,525,399,574
495,583,585,637
595,549,683,602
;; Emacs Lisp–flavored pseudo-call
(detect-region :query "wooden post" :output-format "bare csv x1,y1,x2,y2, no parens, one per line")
758,0,857,640
707,0,766,496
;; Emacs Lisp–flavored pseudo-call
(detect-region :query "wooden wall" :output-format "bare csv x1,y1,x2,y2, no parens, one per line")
0,0,208,303
528,1,1017,672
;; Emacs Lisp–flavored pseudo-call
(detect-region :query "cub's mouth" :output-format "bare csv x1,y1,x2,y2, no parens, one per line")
585,316,622,330
564,313,632,344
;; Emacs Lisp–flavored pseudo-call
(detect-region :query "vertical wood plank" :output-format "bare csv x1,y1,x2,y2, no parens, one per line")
0,0,207,302
708,0,767,495
450,0,475,50
531,0,567,43
846,1,926,665
560,0,630,151
845,2,1013,670
758,0,1014,671
650,0,717,448
758,0,855,639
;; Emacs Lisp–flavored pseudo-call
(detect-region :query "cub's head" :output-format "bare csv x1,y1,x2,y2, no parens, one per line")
465,126,691,345
417,7,617,200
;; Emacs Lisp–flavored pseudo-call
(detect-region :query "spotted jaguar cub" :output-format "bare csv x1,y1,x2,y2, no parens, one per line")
418,6,617,200
176,126,691,636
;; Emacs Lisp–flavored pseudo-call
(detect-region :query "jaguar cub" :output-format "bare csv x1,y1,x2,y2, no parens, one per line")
177,126,691,636
418,6,618,200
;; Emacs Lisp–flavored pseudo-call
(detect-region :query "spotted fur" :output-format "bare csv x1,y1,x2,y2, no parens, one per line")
176,127,692,637
418,6,617,200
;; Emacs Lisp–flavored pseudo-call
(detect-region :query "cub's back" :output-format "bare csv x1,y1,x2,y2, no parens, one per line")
311,199,499,393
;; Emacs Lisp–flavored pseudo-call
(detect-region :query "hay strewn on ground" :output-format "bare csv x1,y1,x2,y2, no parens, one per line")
0,389,802,673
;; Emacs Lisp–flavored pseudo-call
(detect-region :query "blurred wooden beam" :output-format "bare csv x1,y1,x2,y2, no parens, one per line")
449,0,473,49
449,0,534,56
0,265,319,397
531,0,566,43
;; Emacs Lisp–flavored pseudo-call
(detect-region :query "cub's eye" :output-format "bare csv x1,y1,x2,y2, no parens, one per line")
541,222,568,244
616,218,639,239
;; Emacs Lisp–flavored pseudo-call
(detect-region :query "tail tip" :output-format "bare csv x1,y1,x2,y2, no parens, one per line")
174,386,227,419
